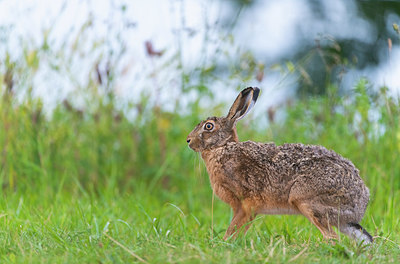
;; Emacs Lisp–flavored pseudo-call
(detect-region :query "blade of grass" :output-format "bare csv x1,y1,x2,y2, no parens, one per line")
103,232,148,263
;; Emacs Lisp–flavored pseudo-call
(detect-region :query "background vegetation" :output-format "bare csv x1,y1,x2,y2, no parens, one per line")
0,1,400,263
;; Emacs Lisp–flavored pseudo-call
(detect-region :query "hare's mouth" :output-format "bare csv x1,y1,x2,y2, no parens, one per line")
187,140,200,152
187,143,199,152
186,137,196,151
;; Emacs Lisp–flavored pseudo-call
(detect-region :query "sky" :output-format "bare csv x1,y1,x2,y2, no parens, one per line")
0,0,399,115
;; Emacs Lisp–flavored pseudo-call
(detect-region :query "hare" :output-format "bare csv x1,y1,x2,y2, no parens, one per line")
186,87,373,244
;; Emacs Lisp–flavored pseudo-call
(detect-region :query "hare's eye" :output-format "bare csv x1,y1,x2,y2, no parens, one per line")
204,122,214,131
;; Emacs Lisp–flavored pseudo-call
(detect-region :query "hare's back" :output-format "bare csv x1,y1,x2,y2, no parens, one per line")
222,141,359,182
274,143,366,188
219,141,368,202
275,143,369,210
276,143,361,180
238,141,367,197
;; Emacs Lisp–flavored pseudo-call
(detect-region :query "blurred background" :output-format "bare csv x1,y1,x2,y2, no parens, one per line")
0,0,399,219
1,0,399,112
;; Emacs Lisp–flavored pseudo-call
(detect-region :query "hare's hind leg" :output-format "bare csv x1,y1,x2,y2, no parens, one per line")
224,203,255,240
295,202,338,240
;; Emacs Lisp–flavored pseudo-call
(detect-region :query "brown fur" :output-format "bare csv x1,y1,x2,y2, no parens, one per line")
187,87,372,243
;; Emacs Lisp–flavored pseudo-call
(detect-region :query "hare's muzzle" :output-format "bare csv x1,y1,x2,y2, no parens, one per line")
186,136,192,147
186,136,196,151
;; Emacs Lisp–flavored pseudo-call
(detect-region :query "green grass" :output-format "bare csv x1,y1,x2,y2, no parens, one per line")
0,183,399,263
1,81,400,263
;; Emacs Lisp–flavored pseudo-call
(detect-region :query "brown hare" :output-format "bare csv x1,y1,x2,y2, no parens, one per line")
187,87,373,244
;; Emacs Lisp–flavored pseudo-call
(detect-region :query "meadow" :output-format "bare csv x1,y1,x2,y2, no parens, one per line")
1,5,400,261
0,76,400,263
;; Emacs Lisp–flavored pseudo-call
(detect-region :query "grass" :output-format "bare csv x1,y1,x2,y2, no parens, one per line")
0,80,400,263
0,184,399,263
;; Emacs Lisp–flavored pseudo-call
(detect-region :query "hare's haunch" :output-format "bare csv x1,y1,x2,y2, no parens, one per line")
187,87,372,244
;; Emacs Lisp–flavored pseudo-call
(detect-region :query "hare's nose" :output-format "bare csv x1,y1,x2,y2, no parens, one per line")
186,138,191,144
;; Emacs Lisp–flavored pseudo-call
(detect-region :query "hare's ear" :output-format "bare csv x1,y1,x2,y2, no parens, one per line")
226,87,260,123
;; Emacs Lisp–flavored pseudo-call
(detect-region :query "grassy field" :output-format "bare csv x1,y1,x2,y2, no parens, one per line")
0,79,400,263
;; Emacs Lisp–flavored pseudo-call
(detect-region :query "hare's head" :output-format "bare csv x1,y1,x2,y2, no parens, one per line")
187,87,260,152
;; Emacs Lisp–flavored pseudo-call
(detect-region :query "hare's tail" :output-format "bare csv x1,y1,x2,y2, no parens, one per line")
340,223,373,244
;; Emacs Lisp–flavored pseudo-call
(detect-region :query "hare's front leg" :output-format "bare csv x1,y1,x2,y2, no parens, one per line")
223,203,255,240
